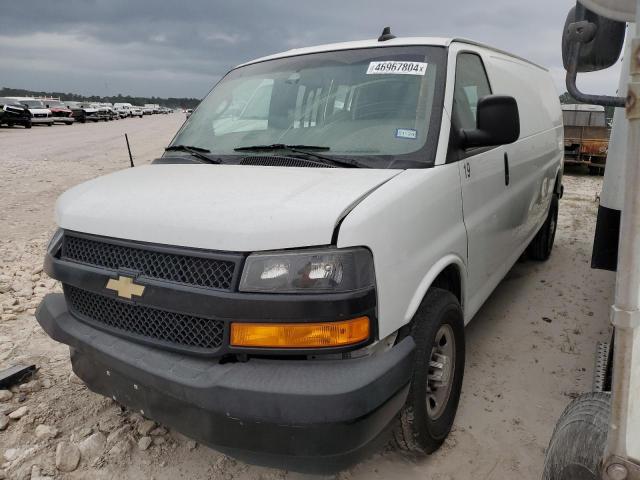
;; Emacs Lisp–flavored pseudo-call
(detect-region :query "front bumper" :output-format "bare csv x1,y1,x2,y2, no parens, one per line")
36,294,414,469
52,116,74,124
31,116,54,124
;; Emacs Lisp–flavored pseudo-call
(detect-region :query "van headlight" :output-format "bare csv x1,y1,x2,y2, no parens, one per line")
239,247,375,293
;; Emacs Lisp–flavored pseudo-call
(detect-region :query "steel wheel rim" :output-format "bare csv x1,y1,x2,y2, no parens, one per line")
426,324,456,420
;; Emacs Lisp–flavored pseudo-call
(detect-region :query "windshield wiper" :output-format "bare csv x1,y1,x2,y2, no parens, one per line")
234,144,330,152
233,144,370,168
165,145,221,164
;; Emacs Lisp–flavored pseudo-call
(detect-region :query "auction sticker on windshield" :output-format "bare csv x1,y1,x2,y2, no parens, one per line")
366,61,428,75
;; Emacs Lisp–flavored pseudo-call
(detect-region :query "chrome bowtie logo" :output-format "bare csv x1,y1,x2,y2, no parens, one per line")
106,275,145,299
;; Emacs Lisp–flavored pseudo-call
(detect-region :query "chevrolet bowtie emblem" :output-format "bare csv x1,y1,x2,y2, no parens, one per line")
106,275,145,299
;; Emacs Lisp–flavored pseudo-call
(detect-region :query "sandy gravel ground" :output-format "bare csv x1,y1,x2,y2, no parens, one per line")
0,117,615,480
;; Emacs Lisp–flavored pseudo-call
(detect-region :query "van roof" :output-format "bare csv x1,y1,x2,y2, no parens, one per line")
238,36,548,71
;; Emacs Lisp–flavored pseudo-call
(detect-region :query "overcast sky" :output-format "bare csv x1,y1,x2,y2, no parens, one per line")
0,0,625,99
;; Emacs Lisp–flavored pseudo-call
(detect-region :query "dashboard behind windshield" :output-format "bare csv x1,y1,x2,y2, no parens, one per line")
170,46,447,168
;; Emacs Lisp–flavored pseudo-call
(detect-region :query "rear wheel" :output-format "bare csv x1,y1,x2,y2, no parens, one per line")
528,193,559,261
395,288,465,454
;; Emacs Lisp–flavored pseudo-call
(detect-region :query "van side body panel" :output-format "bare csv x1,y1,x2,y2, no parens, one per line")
451,43,564,322
340,43,563,338
337,166,467,339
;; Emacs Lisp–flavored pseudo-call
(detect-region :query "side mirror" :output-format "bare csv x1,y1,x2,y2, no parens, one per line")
460,95,520,149
562,5,626,73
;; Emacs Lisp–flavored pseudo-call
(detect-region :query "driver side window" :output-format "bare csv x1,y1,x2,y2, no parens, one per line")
453,53,492,130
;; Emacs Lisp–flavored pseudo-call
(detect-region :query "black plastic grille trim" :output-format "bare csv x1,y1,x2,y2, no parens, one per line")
61,234,237,291
65,285,224,351
240,155,334,168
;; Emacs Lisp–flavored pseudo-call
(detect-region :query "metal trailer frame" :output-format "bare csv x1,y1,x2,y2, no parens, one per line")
602,4,640,476
565,0,640,478
558,1,640,479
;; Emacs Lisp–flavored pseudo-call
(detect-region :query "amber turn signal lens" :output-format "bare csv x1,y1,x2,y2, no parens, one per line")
230,317,370,348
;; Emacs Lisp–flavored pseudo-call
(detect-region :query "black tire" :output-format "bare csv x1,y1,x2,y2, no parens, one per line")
542,392,610,480
588,166,598,175
528,193,559,261
46,122,52,127
7,123,13,128
24,121,32,129
395,288,465,454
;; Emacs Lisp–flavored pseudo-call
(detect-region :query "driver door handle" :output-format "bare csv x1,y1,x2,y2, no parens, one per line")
504,152,510,186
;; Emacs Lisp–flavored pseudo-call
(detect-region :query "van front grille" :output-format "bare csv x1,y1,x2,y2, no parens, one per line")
64,285,224,352
61,234,238,291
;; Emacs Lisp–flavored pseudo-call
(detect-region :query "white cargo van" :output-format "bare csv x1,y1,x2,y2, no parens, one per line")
37,33,563,469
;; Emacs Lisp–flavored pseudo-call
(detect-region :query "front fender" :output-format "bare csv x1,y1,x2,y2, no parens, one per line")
403,254,467,326
337,166,468,339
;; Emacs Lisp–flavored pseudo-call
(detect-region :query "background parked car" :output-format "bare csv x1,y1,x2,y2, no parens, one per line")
64,101,101,123
6,97,54,126
142,106,154,115
100,104,119,121
41,98,74,125
0,97,32,128
114,103,133,117
130,106,144,118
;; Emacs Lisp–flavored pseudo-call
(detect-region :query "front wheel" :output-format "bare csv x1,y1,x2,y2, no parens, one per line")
528,193,559,261
24,121,32,129
395,288,465,454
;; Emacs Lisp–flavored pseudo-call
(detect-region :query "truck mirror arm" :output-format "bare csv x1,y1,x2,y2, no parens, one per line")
565,20,626,108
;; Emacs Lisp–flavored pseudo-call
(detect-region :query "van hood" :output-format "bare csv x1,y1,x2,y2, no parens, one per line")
56,164,402,252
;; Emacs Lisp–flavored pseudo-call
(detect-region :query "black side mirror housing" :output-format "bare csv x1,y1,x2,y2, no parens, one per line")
460,95,520,149
562,5,626,73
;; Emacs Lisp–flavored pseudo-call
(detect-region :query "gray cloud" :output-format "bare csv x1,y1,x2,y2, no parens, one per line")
0,0,624,98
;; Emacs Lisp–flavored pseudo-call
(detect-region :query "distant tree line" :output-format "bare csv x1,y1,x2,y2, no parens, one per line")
560,91,615,123
0,87,200,109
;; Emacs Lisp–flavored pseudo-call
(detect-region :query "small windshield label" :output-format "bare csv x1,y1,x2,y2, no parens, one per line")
367,61,428,76
395,128,418,139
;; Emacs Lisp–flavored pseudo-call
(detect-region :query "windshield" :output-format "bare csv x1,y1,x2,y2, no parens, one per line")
45,100,64,107
170,46,447,168
21,100,45,108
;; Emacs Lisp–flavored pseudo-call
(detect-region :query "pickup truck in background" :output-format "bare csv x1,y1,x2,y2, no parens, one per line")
6,97,54,126
64,101,101,123
41,98,75,125
0,97,32,128
562,103,610,175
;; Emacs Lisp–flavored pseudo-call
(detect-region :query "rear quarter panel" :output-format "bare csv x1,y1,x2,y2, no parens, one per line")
481,49,564,243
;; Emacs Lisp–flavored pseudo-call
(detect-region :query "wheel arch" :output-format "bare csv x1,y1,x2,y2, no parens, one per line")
402,255,466,327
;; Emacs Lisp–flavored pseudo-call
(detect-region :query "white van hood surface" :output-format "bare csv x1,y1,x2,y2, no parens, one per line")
56,164,401,252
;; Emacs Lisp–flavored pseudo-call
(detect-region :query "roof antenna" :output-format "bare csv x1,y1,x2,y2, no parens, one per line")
378,26,396,42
